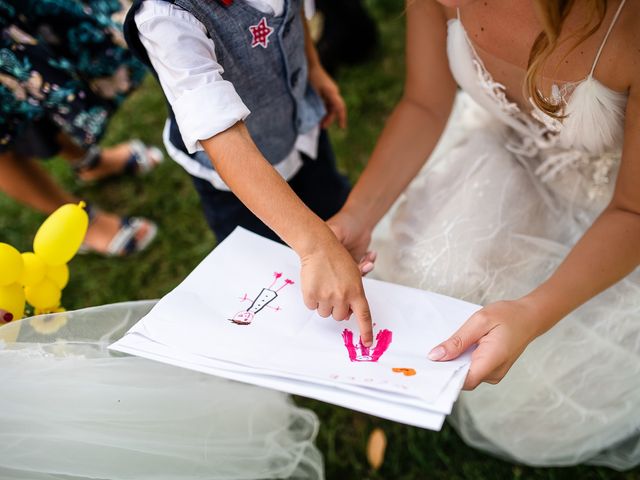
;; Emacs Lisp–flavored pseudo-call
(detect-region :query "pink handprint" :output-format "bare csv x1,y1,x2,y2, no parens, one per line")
342,328,392,362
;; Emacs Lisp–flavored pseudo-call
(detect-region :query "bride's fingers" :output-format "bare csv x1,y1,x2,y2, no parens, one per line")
463,356,509,390
464,338,511,390
359,261,374,275
358,251,377,276
428,310,490,361
360,251,377,264
369,251,378,263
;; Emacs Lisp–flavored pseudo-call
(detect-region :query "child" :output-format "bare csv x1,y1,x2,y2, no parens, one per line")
123,0,373,343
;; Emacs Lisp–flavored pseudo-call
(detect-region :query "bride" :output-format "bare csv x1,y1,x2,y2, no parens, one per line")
329,0,640,470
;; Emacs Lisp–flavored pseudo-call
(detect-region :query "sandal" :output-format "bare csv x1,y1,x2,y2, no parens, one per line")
74,140,164,183
79,205,158,257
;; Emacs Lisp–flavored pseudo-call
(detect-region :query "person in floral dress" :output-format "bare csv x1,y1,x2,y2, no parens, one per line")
0,0,162,255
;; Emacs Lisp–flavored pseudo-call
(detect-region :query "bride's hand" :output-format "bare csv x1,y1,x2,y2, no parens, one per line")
428,299,542,390
327,210,376,275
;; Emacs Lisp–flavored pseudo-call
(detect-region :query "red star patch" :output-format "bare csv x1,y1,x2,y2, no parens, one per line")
249,17,274,49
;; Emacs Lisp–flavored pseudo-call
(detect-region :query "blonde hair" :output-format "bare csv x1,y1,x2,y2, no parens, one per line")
526,0,608,118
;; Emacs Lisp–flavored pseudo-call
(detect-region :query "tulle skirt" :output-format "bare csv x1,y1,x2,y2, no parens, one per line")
0,301,323,479
373,93,640,470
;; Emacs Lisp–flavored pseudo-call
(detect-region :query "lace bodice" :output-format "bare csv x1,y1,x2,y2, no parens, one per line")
447,4,628,155
446,2,628,201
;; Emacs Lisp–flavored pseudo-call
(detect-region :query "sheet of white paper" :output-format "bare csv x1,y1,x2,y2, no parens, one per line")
110,228,479,427
112,228,478,402
115,331,467,416
114,338,447,430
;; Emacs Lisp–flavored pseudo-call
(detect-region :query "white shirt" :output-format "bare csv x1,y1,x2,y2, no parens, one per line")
136,0,318,190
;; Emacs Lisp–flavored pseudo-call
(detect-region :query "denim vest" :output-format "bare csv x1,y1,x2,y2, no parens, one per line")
124,0,325,169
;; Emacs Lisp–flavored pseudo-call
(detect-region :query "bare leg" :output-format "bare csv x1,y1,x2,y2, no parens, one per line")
55,132,86,162
0,150,75,213
0,150,126,253
57,133,162,182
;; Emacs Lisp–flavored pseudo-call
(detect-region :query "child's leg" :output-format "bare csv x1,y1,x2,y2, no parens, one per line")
191,130,350,243
191,176,282,243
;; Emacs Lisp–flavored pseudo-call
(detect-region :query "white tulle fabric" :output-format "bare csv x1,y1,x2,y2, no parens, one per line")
0,301,322,480
372,14,640,470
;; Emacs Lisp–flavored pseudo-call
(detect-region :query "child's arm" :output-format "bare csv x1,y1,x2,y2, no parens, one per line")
201,123,373,345
135,2,373,344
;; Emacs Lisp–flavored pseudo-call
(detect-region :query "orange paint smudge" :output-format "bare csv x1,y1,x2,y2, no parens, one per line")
392,368,416,376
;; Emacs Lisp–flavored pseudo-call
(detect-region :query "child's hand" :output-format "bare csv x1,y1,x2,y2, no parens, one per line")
308,65,347,129
427,299,542,389
299,235,374,346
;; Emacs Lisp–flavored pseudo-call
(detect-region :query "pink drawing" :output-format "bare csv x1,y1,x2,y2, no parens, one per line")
230,272,294,325
342,328,393,362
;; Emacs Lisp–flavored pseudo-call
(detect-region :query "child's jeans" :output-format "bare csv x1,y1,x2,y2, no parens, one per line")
191,130,351,243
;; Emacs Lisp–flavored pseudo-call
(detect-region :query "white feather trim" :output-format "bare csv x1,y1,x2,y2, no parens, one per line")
560,77,626,155
447,19,626,156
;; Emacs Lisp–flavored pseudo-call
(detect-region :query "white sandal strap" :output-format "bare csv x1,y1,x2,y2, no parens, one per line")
106,217,157,256
129,139,164,175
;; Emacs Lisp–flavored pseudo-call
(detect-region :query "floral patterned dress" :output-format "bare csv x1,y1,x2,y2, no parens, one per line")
0,0,145,157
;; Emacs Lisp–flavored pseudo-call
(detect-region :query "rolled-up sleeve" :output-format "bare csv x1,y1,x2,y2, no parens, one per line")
135,0,250,153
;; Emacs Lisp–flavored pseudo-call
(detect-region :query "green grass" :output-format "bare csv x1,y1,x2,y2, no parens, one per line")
0,1,637,478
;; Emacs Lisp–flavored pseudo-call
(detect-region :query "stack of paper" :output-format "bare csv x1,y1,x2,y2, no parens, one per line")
110,228,480,430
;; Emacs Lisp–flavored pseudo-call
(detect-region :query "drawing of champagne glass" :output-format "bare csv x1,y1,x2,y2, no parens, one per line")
230,272,294,325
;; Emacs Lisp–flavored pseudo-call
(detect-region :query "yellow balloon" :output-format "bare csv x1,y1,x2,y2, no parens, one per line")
25,278,61,310
0,282,25,320
47,263,69,289
33,202,89,266
0,243,24,286
20,252,46,286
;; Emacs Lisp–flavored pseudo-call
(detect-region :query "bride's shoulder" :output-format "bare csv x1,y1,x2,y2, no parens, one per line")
621,5,640,76
406,0,449,16
607,2,640,88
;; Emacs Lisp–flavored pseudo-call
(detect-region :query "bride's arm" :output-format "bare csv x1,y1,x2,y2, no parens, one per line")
431,87,640,389
328,0,457,261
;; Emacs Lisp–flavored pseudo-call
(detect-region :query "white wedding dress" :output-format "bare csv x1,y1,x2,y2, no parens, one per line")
373,2,640,470
0,301,322,479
